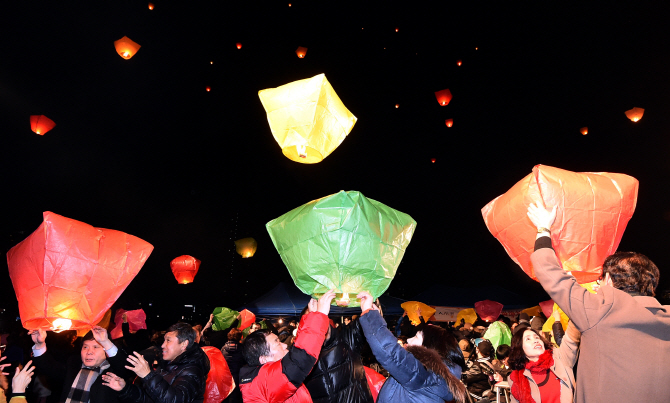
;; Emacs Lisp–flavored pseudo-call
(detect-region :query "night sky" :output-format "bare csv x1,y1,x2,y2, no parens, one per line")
2,2,670,326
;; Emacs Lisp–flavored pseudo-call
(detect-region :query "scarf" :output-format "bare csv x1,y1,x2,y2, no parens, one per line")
65,360,110,403
510,350,553,403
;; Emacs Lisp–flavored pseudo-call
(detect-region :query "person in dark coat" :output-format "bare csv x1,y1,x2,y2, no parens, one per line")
221,328,244,403
102,322,210,403
30,326,131,403
357,292,467,403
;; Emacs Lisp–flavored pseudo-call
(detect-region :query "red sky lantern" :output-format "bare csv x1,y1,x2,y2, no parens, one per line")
395,28,399,32
474,300,503,322
431,158,436,163
30,115,56,135
170,255,201,284
445,119,453,127
110,309,147,340
114,36,141,59
206,86,211,92
457,60,462,66
148,3,154,10
238,309,256,330
202,347,235,403
236,42,242,49
435,89,452,106
7,212,153,331
296,46,308,58
539,300,554,318
625,107,644,122
580,127,588,135
395,104,399,108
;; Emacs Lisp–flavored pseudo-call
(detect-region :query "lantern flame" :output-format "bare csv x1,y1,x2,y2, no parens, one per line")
580,127,588,135
52,318,72,332
297,144,307,158
457,60,462,66
337,293,350,306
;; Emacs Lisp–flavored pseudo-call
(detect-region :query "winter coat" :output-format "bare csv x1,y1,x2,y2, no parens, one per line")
507,334,578,403
304,317,374,403
222,341,245,403
239,312,329,403
532,236,670,403
462,358,494,398
359,310,462,403
118,343,210,403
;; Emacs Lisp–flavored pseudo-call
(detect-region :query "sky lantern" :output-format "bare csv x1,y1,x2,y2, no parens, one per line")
267,191,416,307
580,127,588,135
431,158,436,163
625,107,644,122
170,255,201,284
456,308,477,325
482,165,638,281
202,347,235,403
148,3,154,10
483,321,512,351
475,300,503,322
445,119,453,127
110,309,147,339
457,60,462,66
114,36,141,59
395,104,399,108
237,309,256,330
258,73,357,163
236,42,242,49
400,301,436,325
206,86,211,92
30,115,56,135
6,212,153,331
234,238,257,258
296,46,308,58
435,89,452,106
395,28,399,32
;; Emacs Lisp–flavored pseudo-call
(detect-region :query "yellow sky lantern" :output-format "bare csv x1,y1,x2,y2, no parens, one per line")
235,238,258,258
625,107,644,122
258,73,357,164
296,46,308,58
580,127,588,135
114,36,141,59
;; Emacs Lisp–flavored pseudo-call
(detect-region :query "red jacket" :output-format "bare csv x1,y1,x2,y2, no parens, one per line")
240,312,329,403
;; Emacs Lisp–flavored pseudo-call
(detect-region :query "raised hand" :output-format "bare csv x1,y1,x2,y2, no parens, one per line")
307,298,318,313
527,202,557,231
125,351,151,378
12,361,35,393
0,356,9,376
357,291,375,312
91,326,114,350
101,372,126,391
316,289,337,315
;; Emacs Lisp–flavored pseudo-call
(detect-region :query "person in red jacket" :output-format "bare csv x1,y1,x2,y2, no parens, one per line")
239,290,336,403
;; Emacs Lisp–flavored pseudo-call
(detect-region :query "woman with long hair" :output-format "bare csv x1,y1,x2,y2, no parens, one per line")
507,325,579,403
357,292,467,403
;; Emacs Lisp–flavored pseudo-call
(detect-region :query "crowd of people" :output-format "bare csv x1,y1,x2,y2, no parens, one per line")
0,203,669,403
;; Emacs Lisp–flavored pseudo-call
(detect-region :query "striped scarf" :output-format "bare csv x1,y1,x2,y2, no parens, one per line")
65,360,110,403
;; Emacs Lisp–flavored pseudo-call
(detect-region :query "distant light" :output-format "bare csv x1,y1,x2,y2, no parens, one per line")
148,303,152,306
52,318,72,332
580,127,588,135
148,3,154,10
395,104,399,108
206,86,211,92
288,3,291,6
457,60,462,66
278,319,283,324
431,158,436,163
185,305,193,307
475,47,478,50
210,61,213,64
445,119,453,127
395,28,399,32
236,42,242,49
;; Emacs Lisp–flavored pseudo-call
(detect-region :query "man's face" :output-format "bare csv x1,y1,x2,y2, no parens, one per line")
162,331,188,362
260,333,288,364
81,340,107,368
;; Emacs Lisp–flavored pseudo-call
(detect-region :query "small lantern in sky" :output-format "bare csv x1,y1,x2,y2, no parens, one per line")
580,127,588,135
258,73,357,163
431,158,436,163
236,42,242,49
296,46,308,58
475,300,503,322
435,89,452,106
235,238,257,258
395,28,399,32
170,255,201,284
395,104,399,108
625,107,644,122
148,3,154,10
445,119,453,127
206,86,211,92
30,115,56,135
114,36,141,59
457,60,462,66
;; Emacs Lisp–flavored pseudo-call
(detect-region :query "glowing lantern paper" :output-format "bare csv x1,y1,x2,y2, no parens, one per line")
400,301,436,326
110,309,147,340
148,3,154,10
30,115,56,135
235,238,257,258
431,158,436,163
474,300,503,322
259,74,357,164
456,308,477,326
445,119,453,127
625,107,644,122
236,42,242,49
206,86,211,92
237,309,256,330
77,309,112,337
580,127,588,135
395,104,399,108
114,36,141,59
267,190,417,307
170,255,201,284
6,212,153,331
296,46,308,58
539,300,554,318
542,304,569,335
364,366,386,402
483,321,512,353
202,347,235,403
482,165,638,281
435,89,452,106
457,60,462,66
212,307,239,331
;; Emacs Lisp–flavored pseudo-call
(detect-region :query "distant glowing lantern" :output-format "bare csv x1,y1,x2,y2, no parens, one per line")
148,3,154,10
474,300,503,322
395,28,399,32
114,36,141,59
30,115,56,135
580,127,588,135
236,42,242,49
258,73,357,163
206,86,211,92
235,238,257,258
431,158,436,163
6,211,153,331
475,47,478,50
288,3,292,6
435,89,452,106
445,119,453,127
625,107,644,122
170,255,201,284
395,104,399,108
210,61,213,64
457,60,462,66
296,46,308,58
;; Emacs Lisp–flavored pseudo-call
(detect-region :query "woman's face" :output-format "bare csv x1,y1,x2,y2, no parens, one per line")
407,331,423,347
522,329,545,361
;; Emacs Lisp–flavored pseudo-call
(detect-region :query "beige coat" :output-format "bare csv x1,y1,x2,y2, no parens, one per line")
532,246,670,403
507,333,578,403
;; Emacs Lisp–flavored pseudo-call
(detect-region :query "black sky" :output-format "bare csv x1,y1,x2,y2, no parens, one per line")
2,2,670,325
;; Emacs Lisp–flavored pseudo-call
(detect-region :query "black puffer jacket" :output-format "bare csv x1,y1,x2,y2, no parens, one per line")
119,344,210,403
304,319,374,403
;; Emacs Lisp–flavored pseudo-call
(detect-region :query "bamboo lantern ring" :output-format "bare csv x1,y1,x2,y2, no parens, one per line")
435,89,452,106
170,255,201,284
258,73,357,164
296,46,308,58
445,119,454,128
235,238,257,258
580,127,588,135
114,36,141,59
625,107,645,122
30,115,56,135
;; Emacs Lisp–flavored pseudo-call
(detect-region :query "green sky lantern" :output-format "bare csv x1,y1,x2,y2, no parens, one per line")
266,190,417,307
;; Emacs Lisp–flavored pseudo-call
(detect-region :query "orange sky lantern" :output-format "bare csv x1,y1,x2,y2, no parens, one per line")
580,127,588,135
30,115,56,135
457,60,462,66
445,119,453,127
235,238,257,258
296,46,307,58
206,86,211,92
148,3,154,10
170,255,201,284
236,42,242,49
435,89,452,106
625,107,644,122
114,36,141,59
395,104,399,108
395,28,399,32
431,158,436,163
